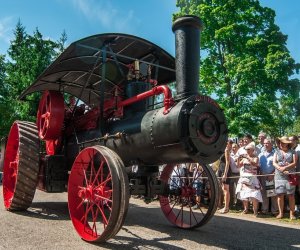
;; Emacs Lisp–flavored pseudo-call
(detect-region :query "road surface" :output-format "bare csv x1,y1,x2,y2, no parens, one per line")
0,185,299,250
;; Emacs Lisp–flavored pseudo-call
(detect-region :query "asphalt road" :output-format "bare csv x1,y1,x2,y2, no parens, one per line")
0,185,299,250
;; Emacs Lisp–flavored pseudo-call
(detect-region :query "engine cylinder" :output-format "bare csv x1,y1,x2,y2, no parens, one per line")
106,95,227,165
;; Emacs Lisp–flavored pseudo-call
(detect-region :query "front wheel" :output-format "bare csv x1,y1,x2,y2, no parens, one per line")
68,146,129,242
159,163,219,228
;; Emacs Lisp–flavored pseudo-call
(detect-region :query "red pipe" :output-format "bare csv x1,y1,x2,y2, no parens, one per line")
119,85,174,114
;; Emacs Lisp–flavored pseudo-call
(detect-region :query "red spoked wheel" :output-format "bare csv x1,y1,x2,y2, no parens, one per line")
159,163,219,229
3,121,40,210
68,146,129,242
37,90,65,140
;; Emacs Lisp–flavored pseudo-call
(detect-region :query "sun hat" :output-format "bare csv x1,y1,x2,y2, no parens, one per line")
244,141,255,150
276,136,292,144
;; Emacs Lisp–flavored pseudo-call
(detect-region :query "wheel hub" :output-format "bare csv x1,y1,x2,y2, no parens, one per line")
78,185,110,203
181,186,195,197
9,161,18,177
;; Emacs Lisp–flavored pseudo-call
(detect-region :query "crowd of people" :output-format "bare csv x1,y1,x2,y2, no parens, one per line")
217,132,300,220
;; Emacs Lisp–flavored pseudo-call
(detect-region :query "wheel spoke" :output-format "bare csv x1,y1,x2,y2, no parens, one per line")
88,149,95,184
166,199,179,216
191,168,204,185
100,160,104,184
91,205,98,237
94,193,112,203
95,174,111,189
174,202,184,224
190,207,200,224
81,200,92,224
96,202,109,227
76,198,86,210
83,169,89,186
41,118,49,136
46,94,50,112
92,161,104,186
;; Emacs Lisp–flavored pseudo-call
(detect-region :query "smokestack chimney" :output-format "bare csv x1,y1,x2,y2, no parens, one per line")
172,15,203,100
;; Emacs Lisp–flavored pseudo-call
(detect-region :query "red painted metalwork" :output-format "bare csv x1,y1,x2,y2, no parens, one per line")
45,139,60,155
73,107,100,130
118,85,174,114
2,123,19,209
37,90,65,140
68,146,129,242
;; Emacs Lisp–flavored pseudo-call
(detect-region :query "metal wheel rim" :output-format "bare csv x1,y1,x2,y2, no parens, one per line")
159,163,219,229
68,146,128,242
3,123,19,208
2,121,40,210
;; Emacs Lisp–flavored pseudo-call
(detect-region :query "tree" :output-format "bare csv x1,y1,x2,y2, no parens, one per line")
175,0,300,137
0,20,68,137
0,54,12,137
56,29,68,56
291,116,300,136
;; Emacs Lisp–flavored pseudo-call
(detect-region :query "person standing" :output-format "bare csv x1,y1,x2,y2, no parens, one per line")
230,143,240,209
258,138,278,215
289,135,300,213
238,138,244,149
236,142,262,216
256,131,266,155
219,139,235,213
237,134,254,157
190,163,203,209
273,136,298,220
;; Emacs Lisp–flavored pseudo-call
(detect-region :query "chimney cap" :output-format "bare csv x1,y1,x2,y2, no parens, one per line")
172,15,203,32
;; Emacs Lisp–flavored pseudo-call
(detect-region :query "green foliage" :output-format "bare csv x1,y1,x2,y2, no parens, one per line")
291,116,300,136
175,0,300,137
0,20,67,137
0,54,12,136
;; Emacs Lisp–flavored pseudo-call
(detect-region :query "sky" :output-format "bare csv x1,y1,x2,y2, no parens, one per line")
0,0,299,63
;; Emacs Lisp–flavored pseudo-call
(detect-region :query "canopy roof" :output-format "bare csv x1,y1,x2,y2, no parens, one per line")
20,33,176,107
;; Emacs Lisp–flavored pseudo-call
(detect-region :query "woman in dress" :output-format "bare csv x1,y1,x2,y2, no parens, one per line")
219,139,236,213
273,136,297,220
236,142,262,216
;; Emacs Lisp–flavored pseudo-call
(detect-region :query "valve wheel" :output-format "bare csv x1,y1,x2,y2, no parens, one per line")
37,90,65,140
2,121,40,210
68,146,129,242
159,163,219,229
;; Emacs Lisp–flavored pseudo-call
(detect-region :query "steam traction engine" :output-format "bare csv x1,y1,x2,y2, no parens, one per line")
2,16,227,242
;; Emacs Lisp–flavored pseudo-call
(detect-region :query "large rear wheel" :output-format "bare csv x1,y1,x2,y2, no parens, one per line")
159,163,219,228
2,121,40,210
68,146,129,242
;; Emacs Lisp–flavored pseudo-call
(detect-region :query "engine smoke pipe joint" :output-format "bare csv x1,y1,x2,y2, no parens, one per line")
119,85,174,115
152,85,174,115
172,15,204,100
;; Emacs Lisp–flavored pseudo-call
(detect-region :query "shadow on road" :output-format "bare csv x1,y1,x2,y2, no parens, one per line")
101,201,300,250
14,201,70,221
